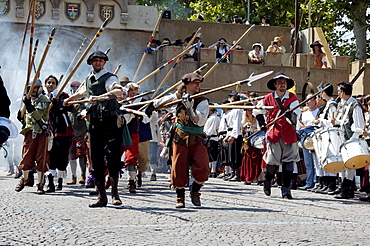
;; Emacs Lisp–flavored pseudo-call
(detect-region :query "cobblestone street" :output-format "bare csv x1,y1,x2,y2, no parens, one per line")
1,170,370,245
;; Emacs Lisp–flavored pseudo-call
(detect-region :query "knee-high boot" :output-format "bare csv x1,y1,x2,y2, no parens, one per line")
45,173,55,193
89,180,108,207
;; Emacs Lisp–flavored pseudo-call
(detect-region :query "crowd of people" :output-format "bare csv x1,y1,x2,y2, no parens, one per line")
2,47,369,210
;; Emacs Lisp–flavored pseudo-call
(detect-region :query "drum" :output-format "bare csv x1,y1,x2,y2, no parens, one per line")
297,126,320,150
250,131,265,149
312,128,324,165
320,128,346,173
341,138,370,169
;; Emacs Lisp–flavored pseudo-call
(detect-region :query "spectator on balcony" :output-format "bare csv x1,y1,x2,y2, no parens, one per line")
183,36,197,61
260,16,270,26
248,43,264,64
208,38,232,63
310,40,329,68
266,36,286,53
233,41,244,50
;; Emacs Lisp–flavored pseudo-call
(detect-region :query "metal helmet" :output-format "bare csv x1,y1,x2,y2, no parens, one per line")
87,51,109,65
27,78,43,95
71,81,81,87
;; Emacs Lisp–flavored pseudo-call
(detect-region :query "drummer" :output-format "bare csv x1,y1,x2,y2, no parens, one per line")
311,83,338,194
331,81,365,199
299,94,319,190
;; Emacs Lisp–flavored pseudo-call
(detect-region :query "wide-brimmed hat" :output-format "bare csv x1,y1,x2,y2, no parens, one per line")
252,42,262,49
273,36,282,42
181,73,204,83
267,72,295,90
310,40,324,48
119,76,131,83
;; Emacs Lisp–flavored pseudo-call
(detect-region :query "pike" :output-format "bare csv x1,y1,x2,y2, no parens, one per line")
53,18,110,102
244,83,332,143
19,0,35,62
136,44,197,85
113,63,121,75
118,90,155,104
151,27,202,99
124,71,273,109
59,38,87,86
23,38,39,94
210,105,274,110
136,64,209,111
21,28,56,117
203,25,255,78
121,108,148,117
133,11,164,82
223,96,265,105
23,0,36,93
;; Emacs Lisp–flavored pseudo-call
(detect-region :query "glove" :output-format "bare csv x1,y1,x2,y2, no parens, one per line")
145,102,155,117
256,114,266,131
23,96,35,113
0,126,10,145
182,94,196,120
285,111,297,126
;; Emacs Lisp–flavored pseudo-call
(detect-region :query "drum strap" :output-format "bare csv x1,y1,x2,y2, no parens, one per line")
275,98,287,116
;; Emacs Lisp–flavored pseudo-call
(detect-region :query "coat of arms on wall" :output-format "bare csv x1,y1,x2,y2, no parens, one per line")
35,1,45,20
99,5,114,22
65,3,80,22
0,0,9,17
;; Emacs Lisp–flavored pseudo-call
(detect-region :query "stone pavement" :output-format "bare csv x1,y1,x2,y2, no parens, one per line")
1,170,370,246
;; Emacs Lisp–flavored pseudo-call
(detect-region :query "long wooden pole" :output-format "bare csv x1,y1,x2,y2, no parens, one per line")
59,38,87,85
133,11,164,82
136,44,196,85
53,18,110,100
223,96,265,105
21,28,57,116
123,71,273,110
203,25,255,78
23,0,36,94
210,105,274,110
19,0,34,61
23,38,39,94
151,27,202,99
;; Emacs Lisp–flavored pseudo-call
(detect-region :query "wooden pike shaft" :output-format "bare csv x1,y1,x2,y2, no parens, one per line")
27,28,56,99
203,25,255,78
60,38,87,85
121,108,148,117
151,27,202,99
136,44,196,85
210,105,274,110
154,63,209,100
223,96,265,106
23,38,39,94
54,18,110,100
133,11,164,82
19,0,34,61
119,90,155,104
23,1,36,94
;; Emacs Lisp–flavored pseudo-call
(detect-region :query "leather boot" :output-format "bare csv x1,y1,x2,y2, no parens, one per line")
328,177,341,195
334,178,351,199
89,181,108,207
150,174,157,181
290,173,298,190
281,186,293,199
111,177,122,206
176,188,185,208
37,182,45,195
190,191,201,206
67,175,77,185
136,172,142,187
45,174,55,193
56,178,63,191
15,178,26,192
326,176,337,193
263,179,271,196
79,174,86,185
128,180,136,193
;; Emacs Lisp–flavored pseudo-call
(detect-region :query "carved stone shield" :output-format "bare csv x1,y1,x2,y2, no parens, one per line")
0,0,9,17
35,1,46,20
99,5,114,22
65,3,80,22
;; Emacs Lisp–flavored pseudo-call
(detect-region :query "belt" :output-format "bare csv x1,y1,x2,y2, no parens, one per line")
227,128,233,131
